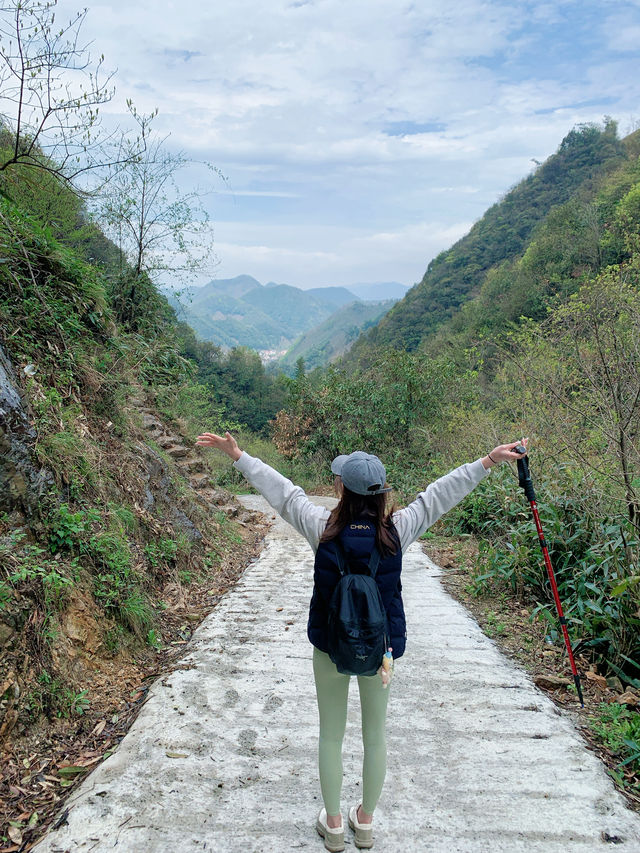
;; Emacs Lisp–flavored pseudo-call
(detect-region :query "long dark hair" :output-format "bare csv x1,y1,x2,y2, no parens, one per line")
320,486,399,556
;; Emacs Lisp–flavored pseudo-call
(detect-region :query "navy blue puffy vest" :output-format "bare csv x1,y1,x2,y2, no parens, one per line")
308,518,406,659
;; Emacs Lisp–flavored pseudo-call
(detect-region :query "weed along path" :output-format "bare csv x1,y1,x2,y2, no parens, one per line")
34,495,640,853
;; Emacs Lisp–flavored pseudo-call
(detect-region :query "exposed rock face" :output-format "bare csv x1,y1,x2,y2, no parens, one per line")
0,343,52,517
133,440,203,541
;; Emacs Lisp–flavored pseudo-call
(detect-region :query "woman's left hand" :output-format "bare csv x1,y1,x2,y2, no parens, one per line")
482,439,528,469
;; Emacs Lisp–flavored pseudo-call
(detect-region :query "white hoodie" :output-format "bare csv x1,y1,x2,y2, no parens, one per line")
234,452,491,553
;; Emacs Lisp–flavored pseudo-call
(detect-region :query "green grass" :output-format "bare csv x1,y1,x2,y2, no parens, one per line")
484,610,507,637
590,702,640,791
1,530,76,611
86,531,153,634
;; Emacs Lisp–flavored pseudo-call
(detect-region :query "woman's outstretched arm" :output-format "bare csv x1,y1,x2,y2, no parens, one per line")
196,431,329,550
393,440,528,551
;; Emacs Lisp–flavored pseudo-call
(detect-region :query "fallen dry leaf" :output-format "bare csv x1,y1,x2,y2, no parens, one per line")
616,690,639,707
585,671,608,689
7,826,22,845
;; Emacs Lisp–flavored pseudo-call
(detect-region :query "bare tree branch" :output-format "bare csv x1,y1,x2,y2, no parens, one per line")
0,0,133,191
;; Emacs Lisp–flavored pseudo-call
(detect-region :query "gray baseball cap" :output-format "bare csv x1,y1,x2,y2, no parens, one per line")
330,454,349,475
330,451,392,496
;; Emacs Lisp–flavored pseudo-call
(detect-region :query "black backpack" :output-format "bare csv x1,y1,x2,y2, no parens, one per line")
327,538,389,676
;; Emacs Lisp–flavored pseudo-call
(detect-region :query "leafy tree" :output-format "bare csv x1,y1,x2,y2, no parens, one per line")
171,328,287,433
272,348,472,492
208,347,286,433
504,267,640,531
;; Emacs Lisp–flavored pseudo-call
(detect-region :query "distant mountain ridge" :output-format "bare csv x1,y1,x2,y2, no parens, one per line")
170,276,405,353
278,299,396,374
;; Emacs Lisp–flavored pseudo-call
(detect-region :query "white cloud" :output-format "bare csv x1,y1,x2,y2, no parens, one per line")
603,11,640,51
216,189,300,198
44,0,640,288
207,219,471,289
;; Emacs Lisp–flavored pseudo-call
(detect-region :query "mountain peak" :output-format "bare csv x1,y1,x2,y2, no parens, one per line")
197,275,263,300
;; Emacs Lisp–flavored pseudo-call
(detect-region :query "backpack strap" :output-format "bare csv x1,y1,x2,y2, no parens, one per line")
367,547,381,579
333,537,381,578
333,538,347,577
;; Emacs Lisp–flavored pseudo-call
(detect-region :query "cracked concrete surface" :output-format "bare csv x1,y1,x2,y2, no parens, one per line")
34,495,640,852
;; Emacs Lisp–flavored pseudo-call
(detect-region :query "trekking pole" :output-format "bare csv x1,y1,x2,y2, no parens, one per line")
514,446,585,707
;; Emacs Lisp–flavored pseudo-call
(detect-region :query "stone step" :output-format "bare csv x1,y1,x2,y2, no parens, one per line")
181,458,205,474
189,473,210,489
165,445,189,459
141,413,163,431
218,503,240,518
199,489,228,506
158,435,182,449
192,493,213,510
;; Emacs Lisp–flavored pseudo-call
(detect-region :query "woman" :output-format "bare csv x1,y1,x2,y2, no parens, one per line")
196,430,527,851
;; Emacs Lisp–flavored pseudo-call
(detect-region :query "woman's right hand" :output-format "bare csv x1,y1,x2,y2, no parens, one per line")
195,431,242,461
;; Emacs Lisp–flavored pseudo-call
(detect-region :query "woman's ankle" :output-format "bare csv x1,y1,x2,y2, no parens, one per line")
357,805,373,825
326,812,342,829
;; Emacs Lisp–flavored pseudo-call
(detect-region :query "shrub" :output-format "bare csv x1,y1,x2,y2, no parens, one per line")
590,703,640,794
1,531,75,610
48,503,98,553
447,467,640,682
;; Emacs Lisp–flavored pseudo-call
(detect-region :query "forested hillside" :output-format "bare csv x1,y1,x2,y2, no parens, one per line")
171,276,361,350
350,120,628,358
278,298,396,374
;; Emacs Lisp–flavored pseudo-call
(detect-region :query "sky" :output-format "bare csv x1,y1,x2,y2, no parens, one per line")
50,0,640,289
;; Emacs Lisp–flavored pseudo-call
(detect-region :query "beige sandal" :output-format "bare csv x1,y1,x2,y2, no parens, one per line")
348,805,374,849
316,808,345,852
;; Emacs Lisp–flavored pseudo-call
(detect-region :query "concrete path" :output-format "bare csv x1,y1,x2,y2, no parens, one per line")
35,496,640,852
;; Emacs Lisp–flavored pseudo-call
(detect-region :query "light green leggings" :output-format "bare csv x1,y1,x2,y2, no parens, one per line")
313,647,390,816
